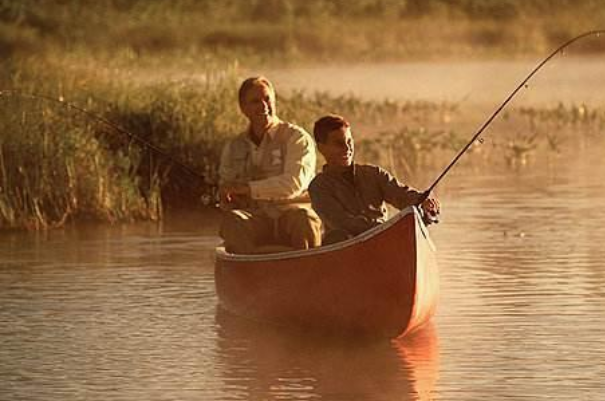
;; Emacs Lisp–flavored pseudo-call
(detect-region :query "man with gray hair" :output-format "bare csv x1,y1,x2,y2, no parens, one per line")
218,76,322,254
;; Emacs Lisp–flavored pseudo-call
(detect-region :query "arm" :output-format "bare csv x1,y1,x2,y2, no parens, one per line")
375,166,424,209
375,166,440,218
249,128,316,200
309,179,378,236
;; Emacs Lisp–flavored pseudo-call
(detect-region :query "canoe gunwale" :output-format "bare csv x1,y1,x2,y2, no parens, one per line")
215,206,432,261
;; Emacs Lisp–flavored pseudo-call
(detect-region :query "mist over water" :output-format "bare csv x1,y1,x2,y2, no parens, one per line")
265,56,605,109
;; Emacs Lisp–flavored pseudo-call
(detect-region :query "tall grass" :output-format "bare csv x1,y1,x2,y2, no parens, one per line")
0,55,243,229
0,96,155,229
2,0,605,62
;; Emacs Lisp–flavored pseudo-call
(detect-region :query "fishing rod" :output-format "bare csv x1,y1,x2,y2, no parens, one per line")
0,89,208,183
424,29,605,196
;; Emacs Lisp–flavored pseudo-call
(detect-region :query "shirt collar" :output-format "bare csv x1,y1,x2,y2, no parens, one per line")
245,119,281,146
322,163,356,178
266,121,280,140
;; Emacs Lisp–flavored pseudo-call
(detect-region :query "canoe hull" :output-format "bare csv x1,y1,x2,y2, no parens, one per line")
214,207,439,339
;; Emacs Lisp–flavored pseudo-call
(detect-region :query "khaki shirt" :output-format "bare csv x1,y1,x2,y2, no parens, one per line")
309,164,424,236
219,120,316,214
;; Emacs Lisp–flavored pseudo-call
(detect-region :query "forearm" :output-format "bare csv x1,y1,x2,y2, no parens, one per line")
389,187,424,209
379,168,424,209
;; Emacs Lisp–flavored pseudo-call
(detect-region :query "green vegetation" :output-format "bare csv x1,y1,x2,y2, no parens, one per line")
355,102,605,178
0,57,241,229
1,1,604,230
2,0,605,62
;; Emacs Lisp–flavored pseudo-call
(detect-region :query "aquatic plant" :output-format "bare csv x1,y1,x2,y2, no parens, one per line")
0,96,157,229
0,56,243,229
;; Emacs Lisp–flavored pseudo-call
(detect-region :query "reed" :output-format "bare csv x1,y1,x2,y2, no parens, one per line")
0,56,244,229
2,0,604,62
354,101,605,176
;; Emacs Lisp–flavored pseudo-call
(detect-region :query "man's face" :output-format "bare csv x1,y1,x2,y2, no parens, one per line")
240,83,276,129
318,126,355,167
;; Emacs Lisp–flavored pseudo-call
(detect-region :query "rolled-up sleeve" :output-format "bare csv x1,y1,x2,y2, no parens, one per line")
249,128,316,200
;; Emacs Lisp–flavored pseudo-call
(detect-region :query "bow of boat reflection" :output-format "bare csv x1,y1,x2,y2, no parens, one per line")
214,308,439,400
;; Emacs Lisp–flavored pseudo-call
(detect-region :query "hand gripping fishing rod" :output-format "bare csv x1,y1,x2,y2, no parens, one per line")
424,29,605,197
0,89,208,184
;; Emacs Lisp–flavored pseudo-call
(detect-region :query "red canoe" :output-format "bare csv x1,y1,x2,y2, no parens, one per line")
214,206,439,339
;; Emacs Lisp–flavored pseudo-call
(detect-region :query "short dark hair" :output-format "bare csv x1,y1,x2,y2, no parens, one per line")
238,76,274,106
313,114,350,144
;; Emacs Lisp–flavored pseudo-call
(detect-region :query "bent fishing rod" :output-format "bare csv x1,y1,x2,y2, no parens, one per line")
0,89,207,183
424,29,605,196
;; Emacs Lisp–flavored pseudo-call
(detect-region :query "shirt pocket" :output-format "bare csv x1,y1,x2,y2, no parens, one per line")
271,149,283,166
228,142,251,179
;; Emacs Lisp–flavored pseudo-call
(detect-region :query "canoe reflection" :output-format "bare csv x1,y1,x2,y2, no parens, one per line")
215,308,439,401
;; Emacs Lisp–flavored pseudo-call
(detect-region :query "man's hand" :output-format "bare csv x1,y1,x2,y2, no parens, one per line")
219,183,251,209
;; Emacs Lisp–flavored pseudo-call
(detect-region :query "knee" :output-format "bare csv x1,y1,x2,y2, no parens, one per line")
219,210,255,253
219,210,249,236
287,208,322,248
293,208,321,226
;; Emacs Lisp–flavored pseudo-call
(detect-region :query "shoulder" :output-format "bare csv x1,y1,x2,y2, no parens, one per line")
221,132,250,158
224,131,249,146
279,121,313,141
225,131,251,148
309,171,328,191
356,163,385,175
356,163,395,183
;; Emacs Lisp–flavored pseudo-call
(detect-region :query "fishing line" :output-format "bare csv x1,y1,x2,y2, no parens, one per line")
425,29,605,195
0,89,208,183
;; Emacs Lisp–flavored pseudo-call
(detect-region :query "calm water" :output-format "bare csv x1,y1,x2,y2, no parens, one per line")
266,56,605,109
2,60,605,400
2,141,605,400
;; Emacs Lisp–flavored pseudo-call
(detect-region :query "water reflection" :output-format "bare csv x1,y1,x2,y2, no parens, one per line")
215,309,439,401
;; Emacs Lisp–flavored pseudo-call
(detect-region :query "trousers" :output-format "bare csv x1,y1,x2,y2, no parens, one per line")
219,206,322,254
